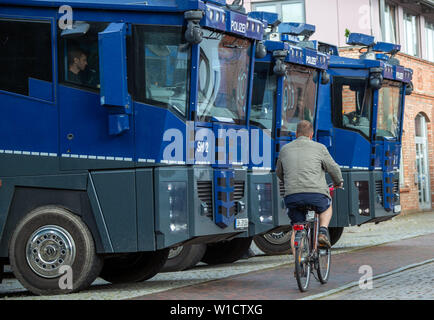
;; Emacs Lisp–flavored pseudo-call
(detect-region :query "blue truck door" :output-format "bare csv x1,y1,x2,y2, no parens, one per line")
58,22,134,170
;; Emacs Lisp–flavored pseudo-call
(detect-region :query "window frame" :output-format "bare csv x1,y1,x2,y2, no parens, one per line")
0,17,54,101
403,10,420,57
251,0,306,23
381,1,398,44
425,20,434,62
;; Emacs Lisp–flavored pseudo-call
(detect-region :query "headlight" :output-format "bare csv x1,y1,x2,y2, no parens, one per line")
256,183,273,225
164,182,188,233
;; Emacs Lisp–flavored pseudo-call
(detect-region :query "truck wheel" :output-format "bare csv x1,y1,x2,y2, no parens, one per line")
253,229,292,255
161,244,206,272
329,227,344,246
201,237,253,265
99,249,169,284
9,206,103,295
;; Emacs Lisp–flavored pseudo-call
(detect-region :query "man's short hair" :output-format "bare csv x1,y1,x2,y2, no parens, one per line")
296,120,313,137
68,49,85,66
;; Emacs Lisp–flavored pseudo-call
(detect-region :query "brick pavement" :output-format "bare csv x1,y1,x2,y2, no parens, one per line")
133,233,434,300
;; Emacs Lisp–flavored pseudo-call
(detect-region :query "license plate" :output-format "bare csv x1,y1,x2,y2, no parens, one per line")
235,218,249,229
306,211,315,221
394,205,401,213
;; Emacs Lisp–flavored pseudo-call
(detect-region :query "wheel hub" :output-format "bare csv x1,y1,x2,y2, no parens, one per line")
168,246,184,260
26,225,76,278
263,231,291,245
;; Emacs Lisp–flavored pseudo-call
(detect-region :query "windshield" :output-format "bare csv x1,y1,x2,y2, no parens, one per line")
133,25,190,116
250,62,276,130
197,29,252,124
376,80,402,139
281,65,318,134
333,77,372,138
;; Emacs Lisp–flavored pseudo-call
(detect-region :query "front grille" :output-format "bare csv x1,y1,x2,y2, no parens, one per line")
197,180,213,217
393,179,399,193
375,180,383,205
234,181,245,201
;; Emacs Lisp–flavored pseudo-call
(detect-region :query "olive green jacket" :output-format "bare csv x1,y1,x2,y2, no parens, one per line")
276,136,343,198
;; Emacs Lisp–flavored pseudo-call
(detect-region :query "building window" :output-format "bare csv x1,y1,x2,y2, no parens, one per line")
0,19,52,97
403,11,419,57
382,2,397,43
252,1,305,23
425,21,434,62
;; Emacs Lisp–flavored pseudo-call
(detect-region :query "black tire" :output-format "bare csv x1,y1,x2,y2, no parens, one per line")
9,206,103,295
253,229,292,255
329,227,344,246
99,249,169,284
294,232,311,292
317,247,331,284
201,237,253,265
161,244,206,272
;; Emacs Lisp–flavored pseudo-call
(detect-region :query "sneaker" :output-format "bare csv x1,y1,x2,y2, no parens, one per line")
318,227,331,248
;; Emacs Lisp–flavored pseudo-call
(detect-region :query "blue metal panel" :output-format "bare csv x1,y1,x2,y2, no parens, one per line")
0,92,58,155
58,85,134,164
28,78,53,101
134,101,186,165
332,128,371,169
98,22,131,112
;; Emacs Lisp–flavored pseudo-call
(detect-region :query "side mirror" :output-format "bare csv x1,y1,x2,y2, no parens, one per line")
320,70,330,85
255,41,267,59
184,10,204,45
405,81,414,96
272,50,287,77
369,67,383,90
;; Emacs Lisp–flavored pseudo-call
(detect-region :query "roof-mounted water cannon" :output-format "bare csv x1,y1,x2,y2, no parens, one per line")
316,41,339,56
279,22,315,46
373,42,401,65
248,11,281,59
346,33,376,60
184,10,204,44
248,11,281,40
226,0,246,13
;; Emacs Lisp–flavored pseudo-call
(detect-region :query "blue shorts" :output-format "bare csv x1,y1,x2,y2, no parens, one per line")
284,193,331,225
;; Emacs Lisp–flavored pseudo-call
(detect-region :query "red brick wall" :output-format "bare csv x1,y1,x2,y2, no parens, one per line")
339,47,434,214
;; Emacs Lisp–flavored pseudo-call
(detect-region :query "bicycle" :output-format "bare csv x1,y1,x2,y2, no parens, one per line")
293,185,338,292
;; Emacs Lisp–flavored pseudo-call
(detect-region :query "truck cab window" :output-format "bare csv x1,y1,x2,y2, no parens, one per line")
58,22,108,90
281,65,318,134
376,80,402,139
250,62,276,130
333,77,372,138
0,19,52,97
132,25,191,116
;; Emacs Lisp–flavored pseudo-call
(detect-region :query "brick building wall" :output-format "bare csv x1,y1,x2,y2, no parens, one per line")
340,47,434,213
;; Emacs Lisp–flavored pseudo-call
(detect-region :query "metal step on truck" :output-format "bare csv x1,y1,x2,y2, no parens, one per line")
255,32,413,254
0,0,267,295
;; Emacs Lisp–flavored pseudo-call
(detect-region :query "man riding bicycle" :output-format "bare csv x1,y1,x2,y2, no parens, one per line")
276,120,343,255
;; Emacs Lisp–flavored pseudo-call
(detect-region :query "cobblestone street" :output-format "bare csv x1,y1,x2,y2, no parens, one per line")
321,261,434,300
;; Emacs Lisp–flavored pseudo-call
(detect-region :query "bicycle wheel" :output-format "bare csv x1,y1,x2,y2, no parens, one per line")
317,246,331,284
294,231,311,292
